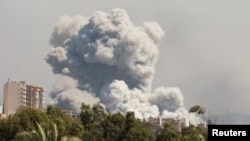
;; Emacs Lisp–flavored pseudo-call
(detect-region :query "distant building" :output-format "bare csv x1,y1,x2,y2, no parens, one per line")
26,85,45,110
161,117,189,132
148,115,162,133
65,110,80,119
149,116,190,132
3,80,45,116
0,104,6,119
0,114,6,119
0,105,3,114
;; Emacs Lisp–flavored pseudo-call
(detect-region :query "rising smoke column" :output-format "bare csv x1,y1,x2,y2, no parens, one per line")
45,8,197,122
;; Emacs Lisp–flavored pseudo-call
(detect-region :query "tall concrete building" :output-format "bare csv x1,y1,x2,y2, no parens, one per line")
3,80,45,116
26,85,45,110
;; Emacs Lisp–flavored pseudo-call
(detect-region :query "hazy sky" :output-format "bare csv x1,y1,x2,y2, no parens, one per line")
1,0,250,116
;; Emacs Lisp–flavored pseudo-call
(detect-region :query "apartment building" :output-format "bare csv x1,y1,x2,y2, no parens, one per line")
26,85,45,110
3,80,45,116
149,115,190,132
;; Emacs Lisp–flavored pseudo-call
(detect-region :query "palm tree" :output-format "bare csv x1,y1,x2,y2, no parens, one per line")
14,122,81,141
15,122,57,141
61,136,82,141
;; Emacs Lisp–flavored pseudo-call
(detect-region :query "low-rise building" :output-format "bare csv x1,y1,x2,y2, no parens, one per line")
149,115,190,132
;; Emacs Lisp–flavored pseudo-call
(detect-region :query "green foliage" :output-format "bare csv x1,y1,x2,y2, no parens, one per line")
14,121,81,141
35,122,46,141
14,106,50,132
189,105,205,115
156,122,181,141
102,112,126,141
15,131,38,141
0,115,20,140
181,126,207,141
0,103,208,141
121,112,154,141
80,103,107,141
61,136,82,141
14,122,53,141
0,106,50,140
46,105,84,139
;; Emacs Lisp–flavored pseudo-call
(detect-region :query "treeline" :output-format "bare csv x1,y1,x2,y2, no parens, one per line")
0,103,208,141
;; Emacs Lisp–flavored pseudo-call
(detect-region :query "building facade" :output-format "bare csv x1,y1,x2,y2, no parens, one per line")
161,117,190,132
26,85,45,110
3,80,45,116
149,116,190,132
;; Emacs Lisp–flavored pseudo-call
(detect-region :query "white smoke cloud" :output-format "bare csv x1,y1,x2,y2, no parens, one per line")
49,15,88,47
50,76,100,112
143,22,165,43
100,80,159,119
45,8,203,124
150,87,184,113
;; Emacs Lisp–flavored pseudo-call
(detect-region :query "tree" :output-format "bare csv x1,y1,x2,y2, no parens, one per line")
181,126,207,141
46,105,84,139
121,112,154,141
189,105,206,125
13,106,50,132
14,122,81,141
80,103,107,141
189,105,205,115
61,136,82,141
156,122,181,141
0,115,20,140
102,112,126,141
14,122,56,141
0,106,50,140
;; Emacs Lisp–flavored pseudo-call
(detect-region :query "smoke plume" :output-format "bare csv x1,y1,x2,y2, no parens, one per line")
45,8,202,124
